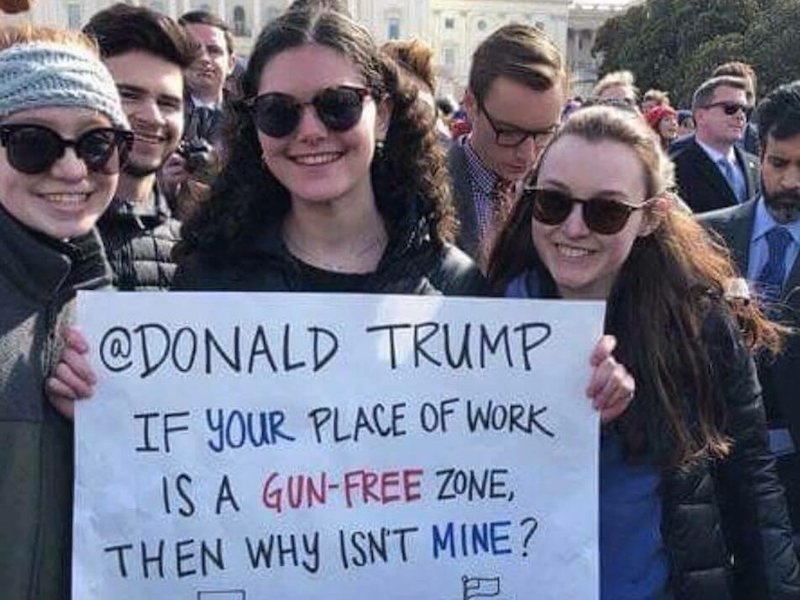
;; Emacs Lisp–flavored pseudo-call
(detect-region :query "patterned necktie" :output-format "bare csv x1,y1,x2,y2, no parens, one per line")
717,157,746,203
756,226,793,304
491,178,516,228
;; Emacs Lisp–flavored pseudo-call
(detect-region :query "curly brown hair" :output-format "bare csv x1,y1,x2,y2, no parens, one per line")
488,106,783,468
176,8,455,261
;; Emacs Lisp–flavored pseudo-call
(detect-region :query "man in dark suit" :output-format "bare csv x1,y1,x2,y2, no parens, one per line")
160,10,234,219
447,24,566,268
178,10,234,139
673,76,760,214
700,80,800,549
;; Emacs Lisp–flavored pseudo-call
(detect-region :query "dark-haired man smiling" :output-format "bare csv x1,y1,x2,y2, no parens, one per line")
84,3,197,290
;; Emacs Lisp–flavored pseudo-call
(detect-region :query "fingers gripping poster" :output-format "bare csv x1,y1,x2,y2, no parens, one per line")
73,292,604,600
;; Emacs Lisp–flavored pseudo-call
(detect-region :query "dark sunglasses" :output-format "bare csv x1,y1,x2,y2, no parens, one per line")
0,124,133,175
249,85,372,138
524,187,654,235
704,101,752,117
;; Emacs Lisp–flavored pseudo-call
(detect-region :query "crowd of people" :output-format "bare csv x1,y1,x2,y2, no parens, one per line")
1,1,799,599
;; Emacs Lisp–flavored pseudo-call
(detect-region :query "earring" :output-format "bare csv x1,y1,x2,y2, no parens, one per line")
374,139,385,160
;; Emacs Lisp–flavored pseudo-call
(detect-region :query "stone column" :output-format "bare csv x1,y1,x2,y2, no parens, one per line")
252,0,262,33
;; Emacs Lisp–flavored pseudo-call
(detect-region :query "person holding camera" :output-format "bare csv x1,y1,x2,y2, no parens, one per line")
160,10,235,222
179,10,235,143
82,3,198,291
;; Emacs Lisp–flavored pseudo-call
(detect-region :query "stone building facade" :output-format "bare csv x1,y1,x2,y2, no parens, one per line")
4,0,634,98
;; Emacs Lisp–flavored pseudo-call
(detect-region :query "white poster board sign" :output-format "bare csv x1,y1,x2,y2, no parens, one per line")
74,292,604,600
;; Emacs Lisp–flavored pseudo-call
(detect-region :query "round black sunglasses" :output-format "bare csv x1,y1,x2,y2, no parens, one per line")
248,85,372,138
524,187,654,235
0,123,133,175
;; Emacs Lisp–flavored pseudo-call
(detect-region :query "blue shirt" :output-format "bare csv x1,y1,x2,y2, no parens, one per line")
747,196,800,457
506,272,672,600
600,431,672,600
747,196,800,283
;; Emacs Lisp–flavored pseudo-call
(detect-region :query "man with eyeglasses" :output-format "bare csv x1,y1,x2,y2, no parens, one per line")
672,76,760,213
671,62,761,156
83,4,197,290
447,23,566,268
699,80,800,553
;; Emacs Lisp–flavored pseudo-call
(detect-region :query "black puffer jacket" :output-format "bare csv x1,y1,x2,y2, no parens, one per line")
97,190,180,291
660,309,800,600
173,211,488,296
508,269,799,599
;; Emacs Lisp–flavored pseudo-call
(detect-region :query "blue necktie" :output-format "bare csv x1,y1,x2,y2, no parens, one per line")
717,157,746,203
757,226,793,303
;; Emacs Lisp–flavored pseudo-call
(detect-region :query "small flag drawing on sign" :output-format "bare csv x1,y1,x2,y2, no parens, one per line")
197,590,246,600
462,575,501,599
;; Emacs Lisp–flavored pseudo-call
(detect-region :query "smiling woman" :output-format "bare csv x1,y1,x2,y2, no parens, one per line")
173,5,485,295
487,106,800,600
0,24,131,600
45,13,651,581
0,33,131,240
0,108,129,239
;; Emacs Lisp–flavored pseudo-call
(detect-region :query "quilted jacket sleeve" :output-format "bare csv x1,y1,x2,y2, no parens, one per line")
707,309,800,600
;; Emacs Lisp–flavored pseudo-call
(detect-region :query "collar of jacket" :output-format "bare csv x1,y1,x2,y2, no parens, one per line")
0,204,112,302
101,185,173,230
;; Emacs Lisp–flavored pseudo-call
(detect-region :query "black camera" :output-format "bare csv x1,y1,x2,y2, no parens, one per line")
178,104,224,182
178,137,214,173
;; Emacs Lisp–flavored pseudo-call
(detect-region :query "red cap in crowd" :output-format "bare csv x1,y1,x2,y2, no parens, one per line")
644,105,677,130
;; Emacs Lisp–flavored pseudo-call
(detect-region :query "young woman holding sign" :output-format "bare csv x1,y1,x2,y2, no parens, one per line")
49,7,636,423
171,6,481,295
488,105,799,599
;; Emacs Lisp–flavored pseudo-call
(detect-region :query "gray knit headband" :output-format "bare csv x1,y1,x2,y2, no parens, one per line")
0,41,129,130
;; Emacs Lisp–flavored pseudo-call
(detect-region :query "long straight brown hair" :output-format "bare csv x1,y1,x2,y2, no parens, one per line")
489,107,782,468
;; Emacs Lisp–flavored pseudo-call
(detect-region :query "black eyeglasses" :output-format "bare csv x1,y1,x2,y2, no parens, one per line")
703,101,752,117
524,187,654,235
479,104,558,148
0,124,133,175
249,85,372,138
